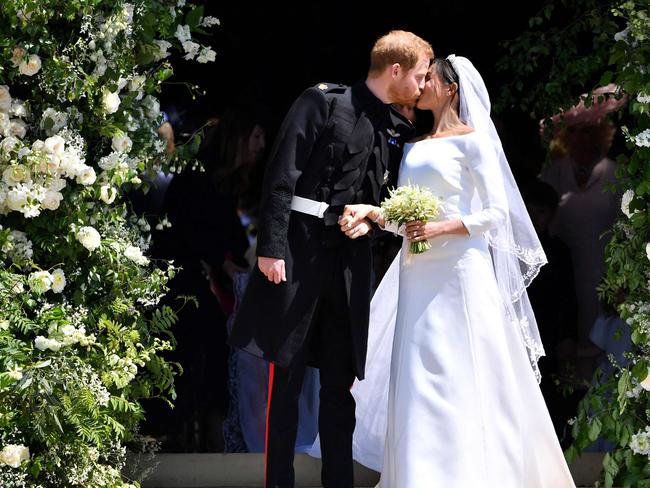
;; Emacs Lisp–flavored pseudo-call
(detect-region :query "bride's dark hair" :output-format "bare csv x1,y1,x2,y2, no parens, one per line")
432,57,459,86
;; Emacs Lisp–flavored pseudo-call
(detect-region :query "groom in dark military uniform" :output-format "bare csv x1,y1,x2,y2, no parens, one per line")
229,30,433,488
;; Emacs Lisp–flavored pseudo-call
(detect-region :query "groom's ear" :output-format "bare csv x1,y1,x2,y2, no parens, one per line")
391,63,401,79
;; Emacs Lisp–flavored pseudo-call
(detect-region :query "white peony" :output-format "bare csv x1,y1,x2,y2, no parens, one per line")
9,118,27,139
111,133,132,153
124,244,149,265
51,269,66,293
28,270,53,294
43,135,65,155
102,90,121,114
2,165,30,186
76,165,96,186
0,85,11,112
41,190,63,210
0,444,30,468
19,54,42,76
75,226,101,251
100,184,117,204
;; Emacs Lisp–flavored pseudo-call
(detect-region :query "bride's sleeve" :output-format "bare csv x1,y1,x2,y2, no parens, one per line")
459,134,508,236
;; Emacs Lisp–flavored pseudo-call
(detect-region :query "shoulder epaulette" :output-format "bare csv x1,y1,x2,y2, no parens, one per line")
314,82,348,95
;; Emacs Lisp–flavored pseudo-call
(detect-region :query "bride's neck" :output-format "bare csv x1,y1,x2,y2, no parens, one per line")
431,106,464,135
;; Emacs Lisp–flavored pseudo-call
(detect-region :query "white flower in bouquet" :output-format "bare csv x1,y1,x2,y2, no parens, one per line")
9,118,27,139
51,269,66,293
34,335,62,352
75,226,101,251
102,89,121,114
182,41,200,60
76,165,96,186
129,75,146,99
59,152,84,178
0,85,12,112
197,47,216,64
112,132,132,153
630,427,650,456
100,184,117,204
7,230,33,261
41,189,63,210
7,365,23,381
11,46,26,67
28,270,53,294
41,108,69,136
49,177,67,192
635,129,650,148
153,40,172,61
124,244,149,266
0,444,30,468
638,93,650,104
43,135,65,155
6,186,28,212
98,151,124,171
380,184,440,254
175,24,191,43
3,164,30,186
10,99,30,119
19,54,42,76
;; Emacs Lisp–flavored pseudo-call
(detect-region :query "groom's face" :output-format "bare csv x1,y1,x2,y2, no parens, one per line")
387,55,431,106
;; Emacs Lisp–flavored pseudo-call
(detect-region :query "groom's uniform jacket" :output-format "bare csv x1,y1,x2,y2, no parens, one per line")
229,80,413,379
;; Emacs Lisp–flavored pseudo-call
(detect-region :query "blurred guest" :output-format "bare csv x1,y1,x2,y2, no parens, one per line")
540,84,626,356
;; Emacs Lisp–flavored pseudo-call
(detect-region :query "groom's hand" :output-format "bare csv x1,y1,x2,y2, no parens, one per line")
339,216,373,239
258,256,286,284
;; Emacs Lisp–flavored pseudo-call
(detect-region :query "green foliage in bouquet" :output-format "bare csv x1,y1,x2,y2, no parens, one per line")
381,184,439,254
0,0,217,486
498,1,650,486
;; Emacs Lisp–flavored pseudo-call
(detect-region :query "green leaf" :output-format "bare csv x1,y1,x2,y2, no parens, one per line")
185,5,204,29
589,417,603,442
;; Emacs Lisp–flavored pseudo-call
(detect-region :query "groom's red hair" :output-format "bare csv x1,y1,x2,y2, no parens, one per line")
369,30,433,76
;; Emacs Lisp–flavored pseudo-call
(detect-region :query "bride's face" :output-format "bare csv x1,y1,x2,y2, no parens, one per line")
416,70,448,111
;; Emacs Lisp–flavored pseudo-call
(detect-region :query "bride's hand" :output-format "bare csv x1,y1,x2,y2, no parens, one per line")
405,220,445,242
338,204,380,231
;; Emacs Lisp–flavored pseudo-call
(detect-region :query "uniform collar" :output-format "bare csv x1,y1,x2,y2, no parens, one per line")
352,80,392,125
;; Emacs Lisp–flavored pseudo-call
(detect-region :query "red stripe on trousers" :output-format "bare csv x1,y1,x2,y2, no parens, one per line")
264,363,275,488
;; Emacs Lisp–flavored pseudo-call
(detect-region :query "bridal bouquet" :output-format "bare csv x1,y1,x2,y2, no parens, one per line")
381,184,440,254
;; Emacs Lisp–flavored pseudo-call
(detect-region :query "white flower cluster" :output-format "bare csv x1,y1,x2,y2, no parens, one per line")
0,85,29,140
621,189,636,218
0,444,29,468
27,269,64,294
2,230,33,263
124,244,149,266
95,3,135,55
638,93,650,104
107,353,139,388
34,320,95,353
621,301,650,335
11,46,41,77
174,23,216,63
634,129,650,148
201,16,220,28
0,112,97,218
630,426,650,457
75,226,101,252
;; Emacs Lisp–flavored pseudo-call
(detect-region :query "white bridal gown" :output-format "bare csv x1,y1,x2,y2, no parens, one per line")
348,132,576,487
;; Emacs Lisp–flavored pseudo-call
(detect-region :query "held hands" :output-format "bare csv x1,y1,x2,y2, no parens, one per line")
405,220,469,243
339,204,379,239
258,256,286,284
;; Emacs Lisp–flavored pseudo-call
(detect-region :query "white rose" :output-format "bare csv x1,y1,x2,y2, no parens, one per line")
19,54,42,76
76,166,96,186
75,226,101,251
124,244,149,265
6,187,28,211
0,444,30,468
28,271,53,294
11,47,26,67
0,136,20,154
43,135,65,155
9,119,27,139
2,165,30,186
0,85,11,112
111,133,132,153
102,90,121,114
41,190,63,210
100,185,117,204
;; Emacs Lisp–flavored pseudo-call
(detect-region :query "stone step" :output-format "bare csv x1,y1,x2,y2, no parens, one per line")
125,452,607,487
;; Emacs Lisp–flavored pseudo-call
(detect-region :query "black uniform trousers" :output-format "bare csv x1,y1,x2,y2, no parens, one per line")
265,245,356,488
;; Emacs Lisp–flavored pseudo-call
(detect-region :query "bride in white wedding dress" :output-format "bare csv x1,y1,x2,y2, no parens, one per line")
332,56,577,487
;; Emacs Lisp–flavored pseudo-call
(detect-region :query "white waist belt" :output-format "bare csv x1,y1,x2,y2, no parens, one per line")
290,195,329,218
